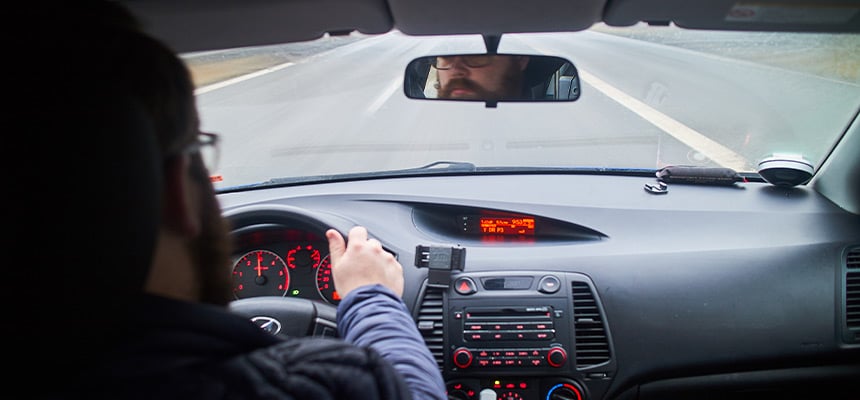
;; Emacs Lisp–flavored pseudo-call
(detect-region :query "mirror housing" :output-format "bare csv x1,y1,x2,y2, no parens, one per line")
404,54,580,107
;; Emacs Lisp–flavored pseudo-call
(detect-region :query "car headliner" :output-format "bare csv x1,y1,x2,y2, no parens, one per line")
123,0,860,54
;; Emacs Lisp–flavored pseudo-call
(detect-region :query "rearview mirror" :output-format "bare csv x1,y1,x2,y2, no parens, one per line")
404,54,580,106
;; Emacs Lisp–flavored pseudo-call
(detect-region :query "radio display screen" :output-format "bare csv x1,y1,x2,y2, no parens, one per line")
463,215,535,236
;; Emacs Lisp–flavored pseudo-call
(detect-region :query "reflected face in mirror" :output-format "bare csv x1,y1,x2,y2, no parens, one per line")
404,54,580,103
434,55,530,100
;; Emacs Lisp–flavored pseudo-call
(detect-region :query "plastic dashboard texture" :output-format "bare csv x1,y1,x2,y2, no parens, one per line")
217,173,860,400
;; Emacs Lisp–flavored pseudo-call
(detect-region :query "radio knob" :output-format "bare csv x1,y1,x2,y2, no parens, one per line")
547,347,567,367
453,348,473,369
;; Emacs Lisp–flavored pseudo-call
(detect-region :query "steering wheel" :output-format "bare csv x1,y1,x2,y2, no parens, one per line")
222,205,360,338
228,296,338,338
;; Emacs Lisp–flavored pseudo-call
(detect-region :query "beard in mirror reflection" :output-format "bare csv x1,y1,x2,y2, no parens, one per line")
435,55,529,100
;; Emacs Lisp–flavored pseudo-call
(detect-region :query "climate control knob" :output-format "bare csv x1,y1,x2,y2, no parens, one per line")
546,382,583,400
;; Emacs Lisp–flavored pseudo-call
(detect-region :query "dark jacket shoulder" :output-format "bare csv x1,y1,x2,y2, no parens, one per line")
51,294,412,400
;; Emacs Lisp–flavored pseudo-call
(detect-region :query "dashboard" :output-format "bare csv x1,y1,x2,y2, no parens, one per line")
219,173,860,400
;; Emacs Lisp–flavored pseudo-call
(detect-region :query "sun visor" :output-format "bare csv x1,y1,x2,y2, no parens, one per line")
388,0,606,36
604,0,860,32
122,0,394,53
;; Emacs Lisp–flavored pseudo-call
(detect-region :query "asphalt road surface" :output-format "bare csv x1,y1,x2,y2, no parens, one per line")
192,29,860,190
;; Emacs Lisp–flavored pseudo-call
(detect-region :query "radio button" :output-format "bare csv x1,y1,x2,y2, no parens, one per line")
528,358,545,367
538,275,561,293
454,277,477,295
531,331,555,340
466,333,485,341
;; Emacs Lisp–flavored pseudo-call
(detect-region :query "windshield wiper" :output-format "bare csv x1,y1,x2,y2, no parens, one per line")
409,160,477,172
224,161,479,191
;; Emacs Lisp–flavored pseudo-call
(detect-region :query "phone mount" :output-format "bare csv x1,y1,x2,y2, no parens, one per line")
415,245,466,288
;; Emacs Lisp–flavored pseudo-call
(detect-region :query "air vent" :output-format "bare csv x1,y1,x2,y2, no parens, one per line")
572,281,611,368
415,286,445,370
845,249,860,342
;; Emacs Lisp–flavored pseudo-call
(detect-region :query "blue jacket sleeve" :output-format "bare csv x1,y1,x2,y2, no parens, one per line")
337,284,447,400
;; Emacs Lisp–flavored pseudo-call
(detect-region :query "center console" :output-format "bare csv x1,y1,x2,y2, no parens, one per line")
416,271,615,400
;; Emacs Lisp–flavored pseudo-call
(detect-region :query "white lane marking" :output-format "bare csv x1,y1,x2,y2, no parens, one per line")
578,68,751,170
194,62,295,95
366,77,404,114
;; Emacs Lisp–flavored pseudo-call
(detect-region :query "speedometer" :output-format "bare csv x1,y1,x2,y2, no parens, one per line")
315,255,341,304
232,250,290,299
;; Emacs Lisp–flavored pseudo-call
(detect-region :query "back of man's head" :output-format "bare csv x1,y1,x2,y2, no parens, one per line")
15,1,182,381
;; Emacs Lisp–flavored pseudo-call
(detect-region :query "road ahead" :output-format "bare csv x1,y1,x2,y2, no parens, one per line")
193,30,860,190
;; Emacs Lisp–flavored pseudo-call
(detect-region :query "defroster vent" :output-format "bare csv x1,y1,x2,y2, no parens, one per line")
416,285,445,370
572,281,611,368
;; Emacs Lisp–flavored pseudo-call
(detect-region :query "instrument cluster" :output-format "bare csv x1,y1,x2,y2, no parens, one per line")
230,226,340,305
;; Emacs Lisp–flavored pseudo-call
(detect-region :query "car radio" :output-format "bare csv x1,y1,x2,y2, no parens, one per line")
431,272,613,400
446,290,574,374
451,305,568,370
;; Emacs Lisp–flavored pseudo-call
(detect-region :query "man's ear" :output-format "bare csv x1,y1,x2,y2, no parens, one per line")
161,155,201,236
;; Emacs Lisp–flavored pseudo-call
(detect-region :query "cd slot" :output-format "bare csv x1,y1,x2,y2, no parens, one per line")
464,306,553,322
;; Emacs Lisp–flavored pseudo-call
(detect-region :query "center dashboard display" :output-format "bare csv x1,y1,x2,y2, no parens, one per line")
462,215,536,236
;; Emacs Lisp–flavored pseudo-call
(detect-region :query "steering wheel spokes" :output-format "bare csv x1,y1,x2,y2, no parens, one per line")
229,296,338,338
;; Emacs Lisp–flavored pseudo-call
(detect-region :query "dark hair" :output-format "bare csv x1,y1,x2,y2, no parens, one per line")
35,1,198,157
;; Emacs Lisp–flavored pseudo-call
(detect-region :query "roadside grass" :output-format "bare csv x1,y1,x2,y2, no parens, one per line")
183,34,368,88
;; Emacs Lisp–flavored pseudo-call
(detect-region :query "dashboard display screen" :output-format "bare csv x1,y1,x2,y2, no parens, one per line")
462,215,536,236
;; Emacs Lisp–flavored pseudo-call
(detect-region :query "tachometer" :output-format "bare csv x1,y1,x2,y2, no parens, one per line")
315,255,341,304
232,250,289,299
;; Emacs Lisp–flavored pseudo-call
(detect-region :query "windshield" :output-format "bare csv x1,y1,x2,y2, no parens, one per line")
184,23,860,191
